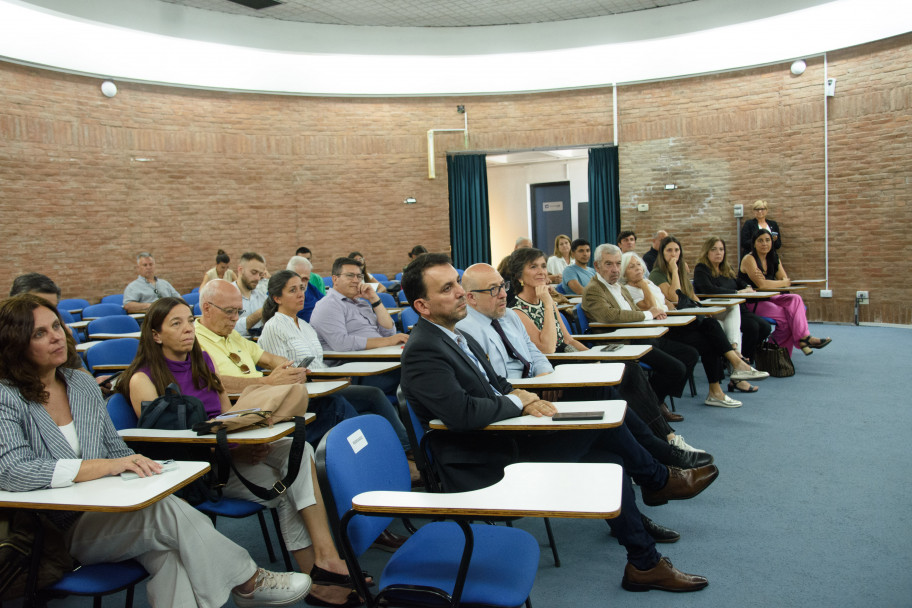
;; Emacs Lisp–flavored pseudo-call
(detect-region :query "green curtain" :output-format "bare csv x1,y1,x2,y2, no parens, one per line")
587,146,621,248
447,153,491,268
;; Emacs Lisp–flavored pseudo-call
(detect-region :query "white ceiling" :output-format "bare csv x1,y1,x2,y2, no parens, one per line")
155,0,697,27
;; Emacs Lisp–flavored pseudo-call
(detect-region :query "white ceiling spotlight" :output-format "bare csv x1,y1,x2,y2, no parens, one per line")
100,80,117,97
790,59,807,76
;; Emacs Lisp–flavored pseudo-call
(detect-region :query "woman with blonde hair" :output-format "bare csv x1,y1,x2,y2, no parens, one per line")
546,234,572,283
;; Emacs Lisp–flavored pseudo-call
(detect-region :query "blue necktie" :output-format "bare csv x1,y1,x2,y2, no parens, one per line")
455,333,502,396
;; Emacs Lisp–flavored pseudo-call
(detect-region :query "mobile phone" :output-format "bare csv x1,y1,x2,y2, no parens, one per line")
600,344,622,352
552,411,605,421
296,356,315,368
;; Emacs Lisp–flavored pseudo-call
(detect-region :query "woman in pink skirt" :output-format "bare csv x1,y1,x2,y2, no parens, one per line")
738,229,832,356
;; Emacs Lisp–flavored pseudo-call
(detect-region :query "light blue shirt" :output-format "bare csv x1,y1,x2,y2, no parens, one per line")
310,288,395,352
562,263,596,293
456,307,553,379
233,281,268,337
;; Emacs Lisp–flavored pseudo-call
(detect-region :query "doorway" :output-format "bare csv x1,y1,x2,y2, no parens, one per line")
530,181,572,252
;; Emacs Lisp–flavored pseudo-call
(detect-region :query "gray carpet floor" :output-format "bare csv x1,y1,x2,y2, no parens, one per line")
43,323,912,607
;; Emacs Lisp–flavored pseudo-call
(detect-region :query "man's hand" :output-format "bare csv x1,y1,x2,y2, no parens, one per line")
385,334,409,346
231,444,270,465
266,364,308,385
510,389,557,417
649,306,667,320
358,282,378,300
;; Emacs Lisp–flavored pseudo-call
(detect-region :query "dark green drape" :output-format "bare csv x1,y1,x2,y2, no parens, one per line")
447,154,491,269
587,147,621,247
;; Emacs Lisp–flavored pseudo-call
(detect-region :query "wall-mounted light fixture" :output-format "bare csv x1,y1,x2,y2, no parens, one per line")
404,197,417,205
790,59,807,76
100,80,117,97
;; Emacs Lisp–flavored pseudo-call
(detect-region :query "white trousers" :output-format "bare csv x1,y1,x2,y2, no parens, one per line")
224,437,317,552
67,494,256,608
713,306,742,353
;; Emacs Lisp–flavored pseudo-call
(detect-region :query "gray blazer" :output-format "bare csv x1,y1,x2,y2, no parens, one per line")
0,368,133,527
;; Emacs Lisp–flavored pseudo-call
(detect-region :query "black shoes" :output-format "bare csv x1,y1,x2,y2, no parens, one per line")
665,446,714,469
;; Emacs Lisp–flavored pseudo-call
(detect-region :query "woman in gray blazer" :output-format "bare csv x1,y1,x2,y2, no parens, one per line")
0,294,310,608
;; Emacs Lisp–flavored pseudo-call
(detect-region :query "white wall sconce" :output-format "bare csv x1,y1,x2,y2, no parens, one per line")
790,60,807,76
404,197,417,205
100,80,117,97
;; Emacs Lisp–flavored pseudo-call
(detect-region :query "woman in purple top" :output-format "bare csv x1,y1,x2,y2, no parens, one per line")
119,297,369,607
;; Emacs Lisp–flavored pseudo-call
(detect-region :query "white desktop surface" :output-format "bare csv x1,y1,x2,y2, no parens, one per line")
667,306,725,316
0,461,209,512
307,361,400,377
697,291,777,299
89,332,141,340
321,345,405,360
699,297,746,307
510,363,623,388
118,418,312,444
429,400,626,431
353,462,622,520
590,315,695,329
573,327,668,341
546,344,651,361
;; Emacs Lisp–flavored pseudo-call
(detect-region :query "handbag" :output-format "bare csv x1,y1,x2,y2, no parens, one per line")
192,384,311,502
135,383,218,504
0,511,74,600
675,289,704,311
753,338,795,378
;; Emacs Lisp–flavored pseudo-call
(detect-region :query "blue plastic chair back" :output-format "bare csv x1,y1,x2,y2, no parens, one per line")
323,276,333,288
555,283,567,295
575,303,590,333
85,338,139,375
58,309,76,324
57,299,90,319
378,292,396,308
319,415,410,556
82,303,126,318
181,292,200,306
372,273,389,282
106,393,139,430
400,307,419,332
398,290,409,304
395,272,403,282
87,316,140,337
101,294,124,306
191,287,200,293
193,302,202,316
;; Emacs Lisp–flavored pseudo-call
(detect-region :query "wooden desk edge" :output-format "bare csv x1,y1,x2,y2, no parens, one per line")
351,504,620,520
120,423,297,444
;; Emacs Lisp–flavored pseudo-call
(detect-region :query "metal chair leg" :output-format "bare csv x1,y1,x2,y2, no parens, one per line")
256,510,277,563
543,517,560,568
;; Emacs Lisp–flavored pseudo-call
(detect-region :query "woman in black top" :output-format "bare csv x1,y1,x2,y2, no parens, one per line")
739,200,782,258
694,237,772,386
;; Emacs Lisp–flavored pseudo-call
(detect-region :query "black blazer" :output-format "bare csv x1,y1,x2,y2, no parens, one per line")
740,218,781,258
401,317,524,491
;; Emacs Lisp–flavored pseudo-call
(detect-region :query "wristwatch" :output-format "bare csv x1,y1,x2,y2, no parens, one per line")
370,299,382,308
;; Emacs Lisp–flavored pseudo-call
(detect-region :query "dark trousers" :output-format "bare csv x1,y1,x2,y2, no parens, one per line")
638,337,698,402
741,308,773,360
307,395,357,448
668,319,732,384
510,421,667,569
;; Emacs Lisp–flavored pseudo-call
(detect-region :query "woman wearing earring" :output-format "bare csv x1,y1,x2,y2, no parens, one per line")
739,229,831,357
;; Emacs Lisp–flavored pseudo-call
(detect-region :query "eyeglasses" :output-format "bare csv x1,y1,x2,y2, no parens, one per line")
754,207,768,212
469,281,510,298
227,352,251,374
337,272,364,281
208,302,246,317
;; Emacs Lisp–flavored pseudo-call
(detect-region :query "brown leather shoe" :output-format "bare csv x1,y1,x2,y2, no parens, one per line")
641,465,719,506
370,529,408,553
622,557,708,592
661,402,684,422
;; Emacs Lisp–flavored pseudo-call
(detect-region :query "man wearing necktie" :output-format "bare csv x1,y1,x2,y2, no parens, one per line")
400,253,716,593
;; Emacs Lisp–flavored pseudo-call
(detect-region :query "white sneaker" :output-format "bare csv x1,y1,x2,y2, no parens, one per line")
232,568,312,608
669,434,705,453
704,394,742,408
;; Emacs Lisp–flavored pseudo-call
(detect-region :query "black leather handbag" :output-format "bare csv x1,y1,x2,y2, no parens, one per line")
753,338,795,378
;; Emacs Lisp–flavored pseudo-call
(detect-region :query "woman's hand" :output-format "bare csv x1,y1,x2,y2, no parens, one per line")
536,284,553,306
110,454,162,478
232,444,271,465
739,286,755,294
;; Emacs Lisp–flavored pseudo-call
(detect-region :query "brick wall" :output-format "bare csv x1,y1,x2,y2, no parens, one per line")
1,33,909,323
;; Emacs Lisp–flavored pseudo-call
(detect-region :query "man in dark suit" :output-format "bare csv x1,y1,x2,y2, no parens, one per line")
400,253,716,593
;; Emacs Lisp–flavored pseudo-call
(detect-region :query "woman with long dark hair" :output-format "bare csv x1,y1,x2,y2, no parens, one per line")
119,297,366,607
0,294,309,607
739,229,831,356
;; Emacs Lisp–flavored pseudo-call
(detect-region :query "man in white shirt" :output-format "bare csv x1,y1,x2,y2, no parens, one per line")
233,252,268,338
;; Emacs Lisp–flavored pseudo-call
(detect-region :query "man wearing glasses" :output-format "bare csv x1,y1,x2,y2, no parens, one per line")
310,257,409,400
123,252,180,313
232,252,269,338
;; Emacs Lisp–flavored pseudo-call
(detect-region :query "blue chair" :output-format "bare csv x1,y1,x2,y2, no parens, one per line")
323,276,333,288
399,307,419,332
394,272,403,282
193,302,202,316
372,273,389,282
101,294,124,306
87,316,141,339
181,292,200,306
85,338,138,376
378,293,399,328
105,393,292,570
555,283,567,295
575,303,590,333
58,298,90,320
82,303,127,319
58,308,77,324
454,268,465,278
397,290,409,305
41,558,149,608
315,415,539,608
191,287,200,293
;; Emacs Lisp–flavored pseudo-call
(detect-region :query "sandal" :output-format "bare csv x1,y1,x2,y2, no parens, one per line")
310,564,374,589
797,338,814,356
306,590,363,607
728,379,758,393
809,337,832,350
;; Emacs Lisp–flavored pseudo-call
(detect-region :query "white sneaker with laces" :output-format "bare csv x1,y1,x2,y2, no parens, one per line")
232,568,312,608
669,434,706,454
